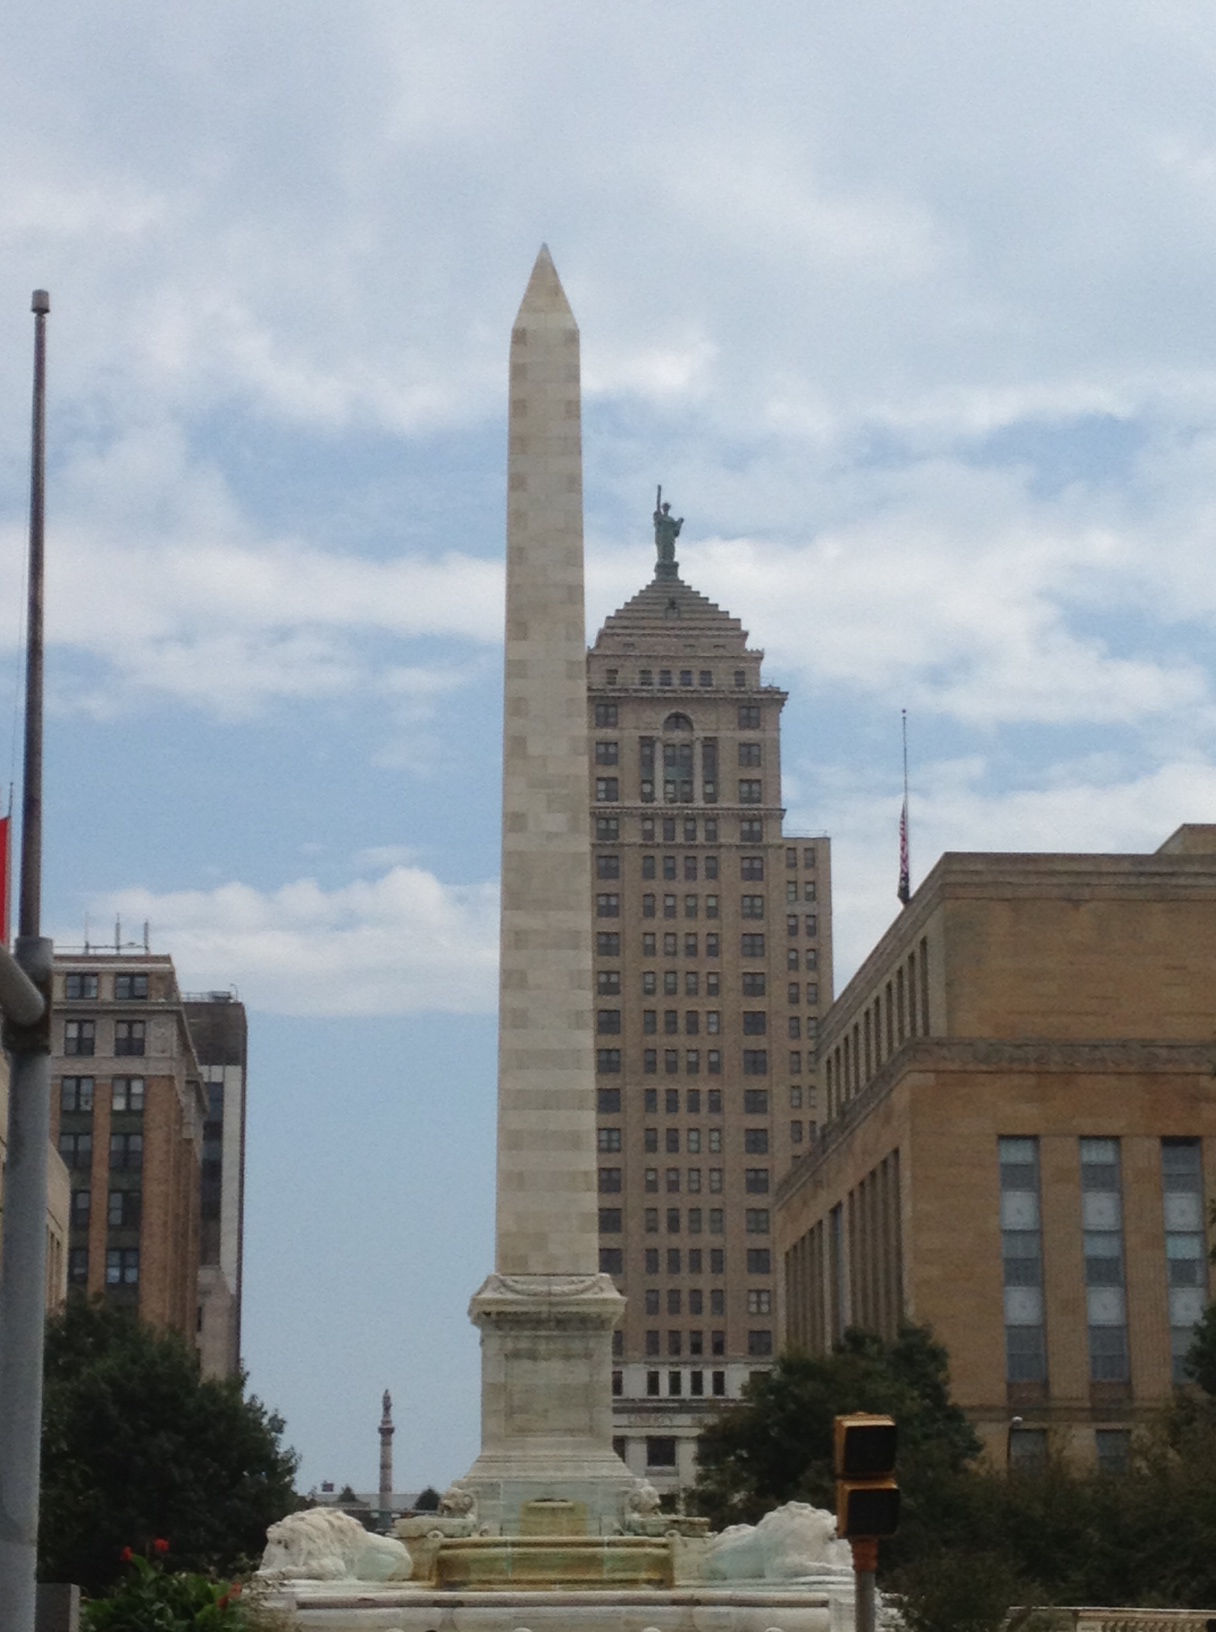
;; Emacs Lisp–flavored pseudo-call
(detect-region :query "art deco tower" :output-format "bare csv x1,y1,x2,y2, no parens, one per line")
461,248,632,1535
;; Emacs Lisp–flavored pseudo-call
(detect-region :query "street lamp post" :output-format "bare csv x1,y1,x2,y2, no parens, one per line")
0,289,54,1632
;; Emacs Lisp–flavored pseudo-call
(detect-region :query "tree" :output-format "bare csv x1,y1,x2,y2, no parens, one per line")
692,1324,980,1536
39,1299,299,1596
413,1487,441,1512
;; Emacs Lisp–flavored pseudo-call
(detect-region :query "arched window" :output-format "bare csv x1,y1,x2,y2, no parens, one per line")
663,712,694,732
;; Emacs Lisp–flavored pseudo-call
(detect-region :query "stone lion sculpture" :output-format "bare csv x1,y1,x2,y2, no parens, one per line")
258,1507,414,1582
705,1501,852,1581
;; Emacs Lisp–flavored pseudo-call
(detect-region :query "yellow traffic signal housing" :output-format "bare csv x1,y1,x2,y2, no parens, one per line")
834,1413,899,1540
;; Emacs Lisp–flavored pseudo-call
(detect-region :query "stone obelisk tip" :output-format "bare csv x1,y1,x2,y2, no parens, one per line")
514,243,576,326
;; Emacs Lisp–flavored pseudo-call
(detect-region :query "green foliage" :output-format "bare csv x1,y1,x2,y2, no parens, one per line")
40,1298,299,1597
692,1324,979,1533
83,1548,250,1632
413,1486,442,1512
693,1319,1216,1627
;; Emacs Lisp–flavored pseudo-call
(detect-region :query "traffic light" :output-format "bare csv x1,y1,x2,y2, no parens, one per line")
834,1413,899,1540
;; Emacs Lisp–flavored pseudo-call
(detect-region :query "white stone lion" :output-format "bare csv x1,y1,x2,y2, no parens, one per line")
705,1501,852,1581
258,1507,414,1582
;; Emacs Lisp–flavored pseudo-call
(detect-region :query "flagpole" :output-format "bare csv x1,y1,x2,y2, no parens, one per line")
0,289,55,1632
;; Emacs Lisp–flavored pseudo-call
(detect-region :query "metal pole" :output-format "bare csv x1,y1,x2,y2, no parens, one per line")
0,288,54,1632
852,1537,878,1632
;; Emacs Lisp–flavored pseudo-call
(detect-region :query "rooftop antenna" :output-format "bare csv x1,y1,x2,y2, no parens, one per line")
897,709,911,907
114,916,121,952
83,911,90,954
143,919,149,952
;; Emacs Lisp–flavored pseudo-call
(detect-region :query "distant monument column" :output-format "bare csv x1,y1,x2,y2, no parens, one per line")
378,1390,394,1526
460,247,630,1536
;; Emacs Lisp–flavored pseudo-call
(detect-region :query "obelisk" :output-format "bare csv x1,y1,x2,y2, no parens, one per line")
461,247,631,1536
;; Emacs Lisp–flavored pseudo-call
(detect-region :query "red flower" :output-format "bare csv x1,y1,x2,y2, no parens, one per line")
228,1582,242,1597
119,1546,134,1563
152,1538,169,1555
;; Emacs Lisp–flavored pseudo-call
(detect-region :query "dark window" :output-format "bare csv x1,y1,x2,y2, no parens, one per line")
738,743,762,767
597,933,620,956
58,1132,92,1171
642,894,656,918
741,856,765,880
60,1076,94,1113
645,1209,659,1233
710,1286,725,1312
746,1169,771,1193
597,1010,621,1034
645,1330,660,1356
114,1021,145,1057
744,1089,769,1113
109,1133,143,1171
644,1010,658,1034
664,1010,679,1034
741,935,766,958
739,780,763,803
108,1189,142,1228
666,1127,680,1152
663,894,677,918
644,1049,657,1072
742,895,765,919
665,1049,679,1074
743,1011,767,1035
748,1330,774,1357
667,1208,681,1234
71,1189,91,1226
743,1051,769,1076
642,855,656,879
595,741,619,765
706,933,720,957
64,973,99,1000
708,1049,722,1074
738,704,760,728
747,1249,772,1273
745,1127,770,1152
596,1049,621,1073
64,1020,95,1057
68,1248,88,1285
598,1209,622,1233
596,855,621,879
700,670,713,687
594,702,618,727
597,971,621,995
645,1289,660,1315
596,893,621,918
646,1437,677,1469
114,973,149,1000
597,1127,622,1151
597,1088,621,1113
595,816,619,841
598,1168,622,1193
595,778,619,802
105,1247,140,1286
740,819,763,842
645,1248,660,1273
746,1208,771,1233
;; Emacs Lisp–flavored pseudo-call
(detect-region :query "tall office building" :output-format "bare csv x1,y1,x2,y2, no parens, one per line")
184,991,248,1379
588,543,833,1492
50,950,246,1376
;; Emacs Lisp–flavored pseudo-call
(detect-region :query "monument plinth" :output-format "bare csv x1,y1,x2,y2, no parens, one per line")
459,245,631,1537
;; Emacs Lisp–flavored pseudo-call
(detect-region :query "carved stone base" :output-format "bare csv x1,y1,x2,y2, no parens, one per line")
461,1271,632,1535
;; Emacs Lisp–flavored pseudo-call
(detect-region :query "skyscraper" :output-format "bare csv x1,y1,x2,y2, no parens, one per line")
588,532,833,1492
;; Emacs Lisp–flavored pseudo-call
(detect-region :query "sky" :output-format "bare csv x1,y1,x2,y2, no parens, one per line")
3,0,1216,1494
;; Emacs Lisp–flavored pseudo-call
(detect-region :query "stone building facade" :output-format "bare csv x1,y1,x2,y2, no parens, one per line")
776,824,1216,1469
0,1055,70,1311
185,992,248,1379
588,561,833,1492
49,951,229,1364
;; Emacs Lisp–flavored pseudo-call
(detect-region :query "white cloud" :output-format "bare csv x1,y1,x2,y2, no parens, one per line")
801,755,1216,987
68,867,499,1017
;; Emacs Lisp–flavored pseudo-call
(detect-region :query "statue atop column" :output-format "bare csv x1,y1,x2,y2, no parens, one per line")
653,486,682,581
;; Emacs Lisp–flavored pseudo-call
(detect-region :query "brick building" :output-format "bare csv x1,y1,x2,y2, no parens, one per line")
588,558,833,1491
50,950,227,1363
777,824,1216,1469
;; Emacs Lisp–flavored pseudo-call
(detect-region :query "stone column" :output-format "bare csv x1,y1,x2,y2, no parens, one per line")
461,247,629,1537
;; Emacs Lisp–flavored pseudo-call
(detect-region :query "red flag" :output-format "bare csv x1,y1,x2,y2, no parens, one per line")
0,815,9,947
897,799,910,906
